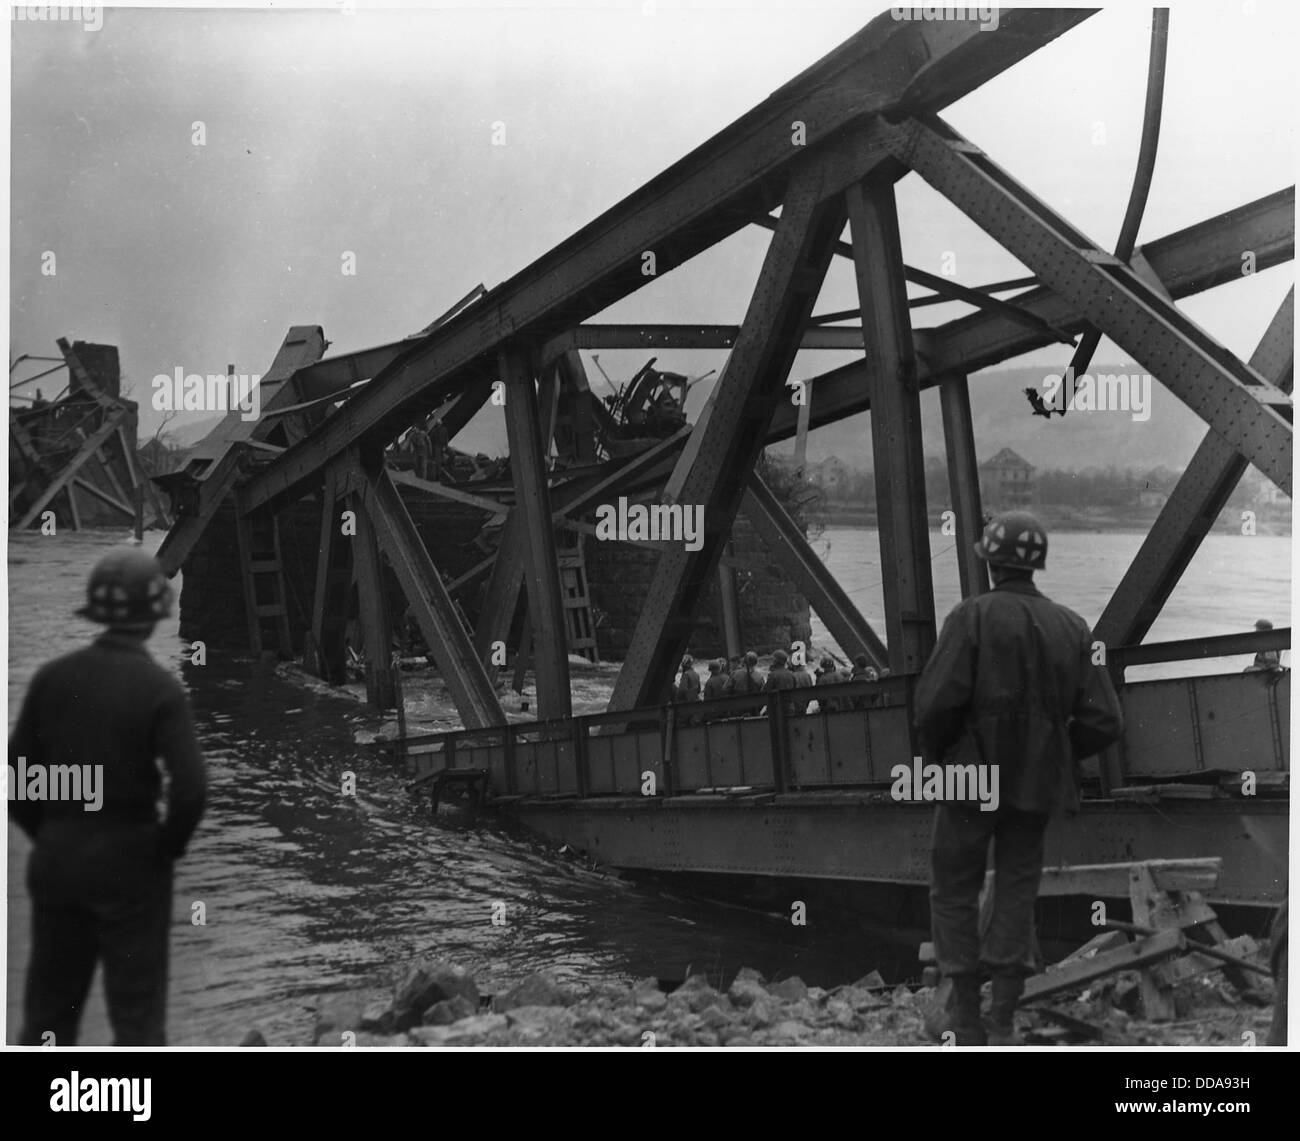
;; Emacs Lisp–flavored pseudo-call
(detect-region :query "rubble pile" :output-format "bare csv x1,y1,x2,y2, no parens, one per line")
284,955,1278,1047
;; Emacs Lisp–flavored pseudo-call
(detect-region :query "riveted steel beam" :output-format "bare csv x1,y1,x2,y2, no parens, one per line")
156,327,327,574
501,346,571,720
847,175,936,673
546,324,867,355
938,372,989,599
349,458,506,728
240,10,1092,516
350,486,399,710
765,189,1295,443
887,116,1292,494
308,463,351,685
1096,287,1295,649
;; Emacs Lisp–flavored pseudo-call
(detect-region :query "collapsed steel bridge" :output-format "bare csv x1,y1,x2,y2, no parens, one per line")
160,9,1291,904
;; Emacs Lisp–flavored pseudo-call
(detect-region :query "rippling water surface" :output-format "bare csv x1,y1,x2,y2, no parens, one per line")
6,526,1289,1044
7,531,873,1045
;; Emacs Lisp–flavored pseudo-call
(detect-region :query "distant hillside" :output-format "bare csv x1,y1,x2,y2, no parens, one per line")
801,363,1213,473
157,412,229,449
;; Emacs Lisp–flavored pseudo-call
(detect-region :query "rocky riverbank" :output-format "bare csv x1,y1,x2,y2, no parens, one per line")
270,957,1277,1048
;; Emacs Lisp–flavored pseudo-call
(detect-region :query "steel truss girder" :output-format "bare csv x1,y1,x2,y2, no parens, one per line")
752,212,1070,342
501,346,572,720
887,116,1293,495
847,175,937,673
938,372,989,599
15,407,129,530
459,431,687,603
349,485,399,709
309,464,350,685
347,457,506,728
239,10,1091,516
505,797,1286,907
157,327,328,575
765,188,1295,444
742,474,888,668
1095,287,1295,649
608,164,851,713
924,187,1294,379
545,324,868,355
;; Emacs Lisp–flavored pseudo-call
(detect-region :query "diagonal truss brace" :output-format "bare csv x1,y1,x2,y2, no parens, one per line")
501,346,571,720
346,457,506,729
1095,287,1294,650
608,163,851,713
887,115,1292,495
742,474,888,668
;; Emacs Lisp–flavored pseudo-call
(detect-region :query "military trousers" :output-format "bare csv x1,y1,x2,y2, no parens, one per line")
930,803,1049,979
19,820,174,1046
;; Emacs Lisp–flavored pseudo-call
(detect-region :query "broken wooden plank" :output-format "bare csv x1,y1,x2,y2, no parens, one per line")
1101,920,1270,977
1022,929,1184,1004
1129,864,1178,1021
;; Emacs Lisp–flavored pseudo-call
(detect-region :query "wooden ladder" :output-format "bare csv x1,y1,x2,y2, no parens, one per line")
558,534,598,663
236,504,293,658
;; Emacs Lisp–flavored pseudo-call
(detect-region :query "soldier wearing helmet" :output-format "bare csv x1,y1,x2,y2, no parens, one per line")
8,547,206,1045
915,511,1122,1046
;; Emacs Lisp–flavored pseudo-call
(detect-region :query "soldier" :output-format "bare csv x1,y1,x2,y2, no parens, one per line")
726,651,764,698
915,511,1122,1046
702,659,729,701
674,655,701,702
1248,618,1284,672
9,548,207,1046
815,654,849,713
409,423,432,480
848,653,879,710
428,414,450,479
762,649,797,692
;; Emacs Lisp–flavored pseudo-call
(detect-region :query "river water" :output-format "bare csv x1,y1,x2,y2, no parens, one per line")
5,526,1290,1044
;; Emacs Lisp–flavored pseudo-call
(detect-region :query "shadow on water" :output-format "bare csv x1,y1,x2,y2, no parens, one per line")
8,531,897,1046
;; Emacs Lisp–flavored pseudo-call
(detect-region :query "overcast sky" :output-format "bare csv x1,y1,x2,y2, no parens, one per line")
8,1,1297,457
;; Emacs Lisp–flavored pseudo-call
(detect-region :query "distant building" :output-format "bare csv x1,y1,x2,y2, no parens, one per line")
979,447,1034,510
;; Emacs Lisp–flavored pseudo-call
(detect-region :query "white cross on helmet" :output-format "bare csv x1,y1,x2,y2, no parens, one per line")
974,511,1048,571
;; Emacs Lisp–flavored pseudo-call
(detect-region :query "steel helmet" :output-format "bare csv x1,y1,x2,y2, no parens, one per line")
974,511,1048,571
77,547,173,628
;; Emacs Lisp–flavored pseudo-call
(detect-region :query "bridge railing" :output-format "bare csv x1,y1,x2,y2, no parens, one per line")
379,634,1290,800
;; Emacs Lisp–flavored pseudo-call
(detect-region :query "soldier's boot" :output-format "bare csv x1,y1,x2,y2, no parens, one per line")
925,975,987,1046
985,975,1025,1046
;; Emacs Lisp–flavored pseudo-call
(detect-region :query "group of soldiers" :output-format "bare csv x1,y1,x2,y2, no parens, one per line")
672,646,888,713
